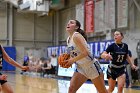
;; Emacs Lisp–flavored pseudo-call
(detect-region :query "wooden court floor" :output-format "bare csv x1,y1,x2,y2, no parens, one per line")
4,72,140,93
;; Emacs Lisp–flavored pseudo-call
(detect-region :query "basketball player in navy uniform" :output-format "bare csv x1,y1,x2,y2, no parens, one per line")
101,31,137,93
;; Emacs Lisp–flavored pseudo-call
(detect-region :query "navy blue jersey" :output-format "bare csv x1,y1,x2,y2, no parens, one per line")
106,43,128,67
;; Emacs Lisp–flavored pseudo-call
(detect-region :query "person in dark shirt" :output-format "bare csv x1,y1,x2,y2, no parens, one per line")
101,31,136,93
21,55,29,74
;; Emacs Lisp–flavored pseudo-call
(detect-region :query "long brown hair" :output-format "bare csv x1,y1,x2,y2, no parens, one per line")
75,20,87,41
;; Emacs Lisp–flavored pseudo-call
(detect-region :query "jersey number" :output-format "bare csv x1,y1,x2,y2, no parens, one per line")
117,55,124,62
71,52,77,57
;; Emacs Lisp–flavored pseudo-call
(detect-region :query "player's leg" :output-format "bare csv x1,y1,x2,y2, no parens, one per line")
1,82,13,93
100,72,106,86
117,74,126,93
107,78,116,93
0,85,2,93
68,72,88,93
106,66,117,93
91,74,108,93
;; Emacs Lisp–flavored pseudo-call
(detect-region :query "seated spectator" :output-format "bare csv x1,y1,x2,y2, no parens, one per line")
42,59,53,77
21,55,29,74
131,58,140,83
50,53,58,75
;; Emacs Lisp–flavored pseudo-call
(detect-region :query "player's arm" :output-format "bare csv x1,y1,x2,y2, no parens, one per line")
126,54,137,70
1,46,28,70
101,51,108,59
126,54,133,66
101,44,113,60
69,33,90,63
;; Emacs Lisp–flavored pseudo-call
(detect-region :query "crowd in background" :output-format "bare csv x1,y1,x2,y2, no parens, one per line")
21,53,58,77
20,50,140,88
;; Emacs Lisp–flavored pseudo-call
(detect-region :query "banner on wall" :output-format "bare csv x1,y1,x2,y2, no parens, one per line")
104,0,115,30
94,0,104,32
117,0,128,28
76,4,84,30
47,40,114,58
84,0,94,33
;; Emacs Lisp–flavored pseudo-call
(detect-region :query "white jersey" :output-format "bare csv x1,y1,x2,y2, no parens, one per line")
67,32,93,65
67,32,102,79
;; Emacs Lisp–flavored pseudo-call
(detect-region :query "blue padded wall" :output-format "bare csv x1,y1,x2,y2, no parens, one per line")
2,47,16,71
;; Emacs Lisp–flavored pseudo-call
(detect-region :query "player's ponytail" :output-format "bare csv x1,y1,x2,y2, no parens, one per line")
75,20,87,41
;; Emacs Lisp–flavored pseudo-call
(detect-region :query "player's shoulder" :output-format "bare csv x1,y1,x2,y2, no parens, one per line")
73,32,83,40
109,43,116,47
73,32,81,37
122,42,128,47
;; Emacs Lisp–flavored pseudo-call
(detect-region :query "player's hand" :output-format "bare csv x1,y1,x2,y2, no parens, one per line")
63,59,73,68
21,66,29,71
105,54,112,61
131,64,138,71
0,74,7,80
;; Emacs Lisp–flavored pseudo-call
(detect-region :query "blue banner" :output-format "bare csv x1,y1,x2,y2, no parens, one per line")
47,40,114,58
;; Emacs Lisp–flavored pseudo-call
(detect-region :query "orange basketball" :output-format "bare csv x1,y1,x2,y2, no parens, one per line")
58,53,71,68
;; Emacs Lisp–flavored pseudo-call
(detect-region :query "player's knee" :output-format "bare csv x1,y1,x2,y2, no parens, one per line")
118,85,124,90
108,86,114,92
7,90,14,93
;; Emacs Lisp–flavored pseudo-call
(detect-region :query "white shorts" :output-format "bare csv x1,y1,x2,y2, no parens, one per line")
76,59,102,79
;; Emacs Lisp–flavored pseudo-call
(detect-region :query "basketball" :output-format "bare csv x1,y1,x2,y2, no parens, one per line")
58,53,71,68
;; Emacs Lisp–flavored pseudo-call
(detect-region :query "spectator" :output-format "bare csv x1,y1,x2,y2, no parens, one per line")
42,59,53,77
21,55,29,74
131,58,140,83
50,52,58,75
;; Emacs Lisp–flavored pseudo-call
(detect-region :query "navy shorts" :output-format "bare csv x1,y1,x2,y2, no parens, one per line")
107,66,126,80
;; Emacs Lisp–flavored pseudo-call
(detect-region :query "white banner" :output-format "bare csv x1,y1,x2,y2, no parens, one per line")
76,4,84,30
95,0,104,32
104,0,115,30
117,0,128,28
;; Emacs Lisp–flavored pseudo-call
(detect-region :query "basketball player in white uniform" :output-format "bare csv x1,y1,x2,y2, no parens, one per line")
63,20,108,93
